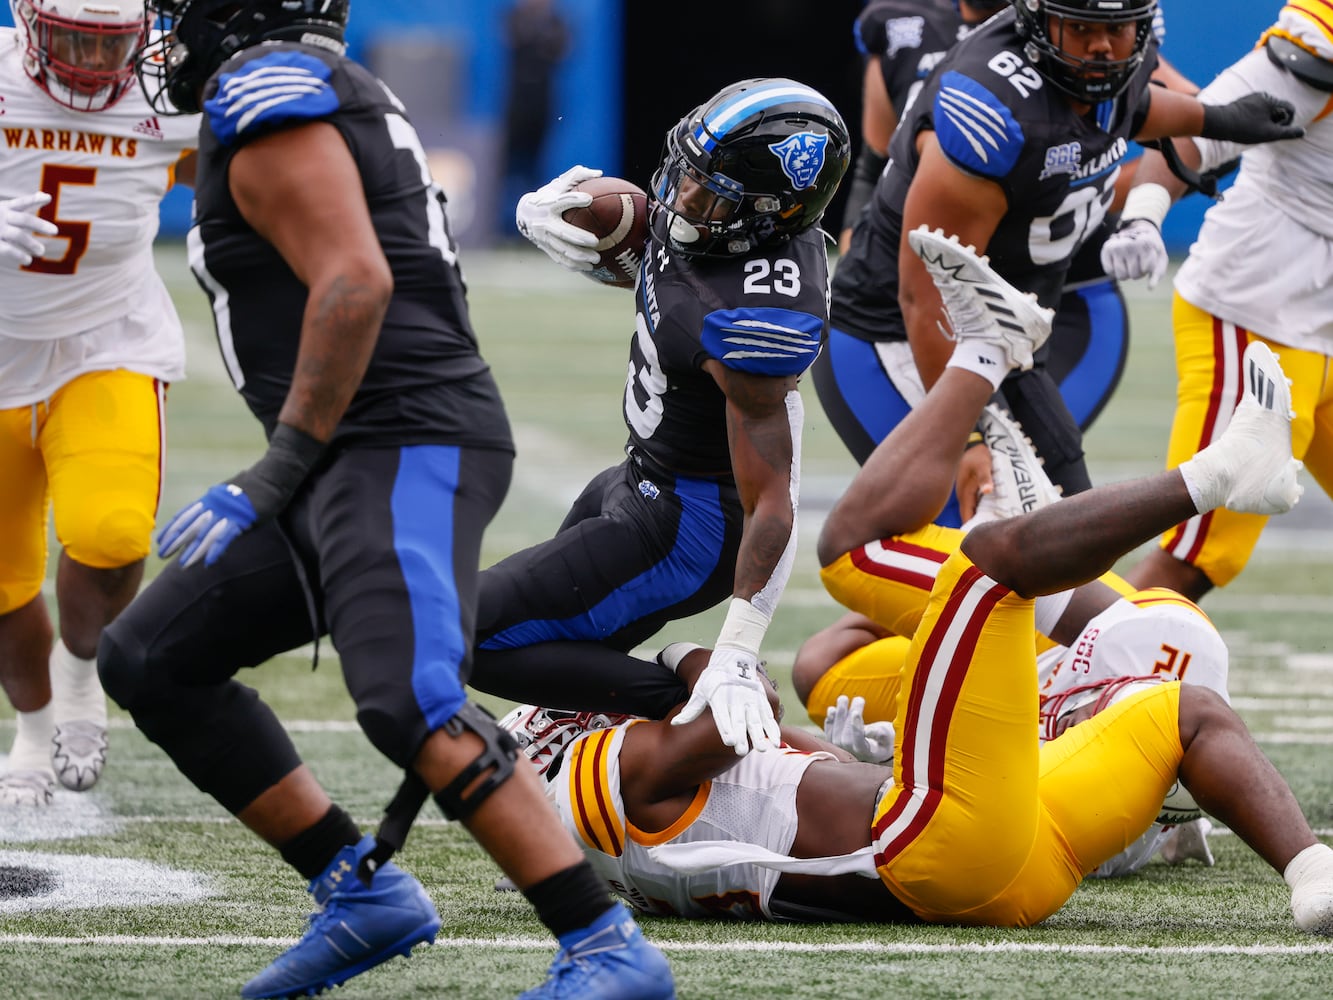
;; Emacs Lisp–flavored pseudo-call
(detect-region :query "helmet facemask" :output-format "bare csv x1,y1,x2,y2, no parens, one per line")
12,0,150,112
1014,0,1157,104
650,123,780,259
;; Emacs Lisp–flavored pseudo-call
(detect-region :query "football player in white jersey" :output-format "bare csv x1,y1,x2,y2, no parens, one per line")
1103,1,1333,603
0,0,198,806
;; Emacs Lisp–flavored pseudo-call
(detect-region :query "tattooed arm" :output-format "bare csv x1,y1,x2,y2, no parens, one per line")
228,122,393,441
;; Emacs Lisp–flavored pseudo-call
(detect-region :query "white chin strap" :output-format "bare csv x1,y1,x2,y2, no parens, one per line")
668,214,702,245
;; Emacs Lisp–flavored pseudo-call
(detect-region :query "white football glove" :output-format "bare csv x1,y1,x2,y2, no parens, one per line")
515,164,604,271
672,645,781,756
0,192,56,267
1099,217,1168,289
823,695,895,764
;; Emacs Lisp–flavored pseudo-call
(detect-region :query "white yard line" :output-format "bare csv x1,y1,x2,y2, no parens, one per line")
0,933,1329,955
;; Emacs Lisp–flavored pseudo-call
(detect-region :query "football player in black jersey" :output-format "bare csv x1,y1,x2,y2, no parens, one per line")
820,0,1300,527
484,79,849,756
829,1,1200,483
99,3,675,999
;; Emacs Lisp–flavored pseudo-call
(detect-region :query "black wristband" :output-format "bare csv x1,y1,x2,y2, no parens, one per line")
229,422,326,520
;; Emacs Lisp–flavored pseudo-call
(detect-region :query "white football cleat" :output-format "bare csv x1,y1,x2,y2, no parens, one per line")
49,641,110,791
51,720,109,792
1182,341,1303,516
0,768,56,808
907,226,1055,371
1158,818,1215,867
968,404,1063,525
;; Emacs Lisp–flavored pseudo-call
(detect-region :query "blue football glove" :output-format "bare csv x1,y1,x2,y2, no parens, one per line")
157,422,326,569
157,484,258,567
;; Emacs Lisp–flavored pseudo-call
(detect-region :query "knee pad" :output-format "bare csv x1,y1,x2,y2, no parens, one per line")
432,702,519,823
60,502,153,569
97,619,148,712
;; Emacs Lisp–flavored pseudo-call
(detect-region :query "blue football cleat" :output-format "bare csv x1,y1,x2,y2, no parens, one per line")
519,903,676,999
241,836,441,999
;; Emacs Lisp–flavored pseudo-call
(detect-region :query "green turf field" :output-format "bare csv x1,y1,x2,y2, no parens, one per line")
2,245,1331,998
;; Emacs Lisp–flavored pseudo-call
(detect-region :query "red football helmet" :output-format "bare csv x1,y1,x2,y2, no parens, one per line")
498,704,632,778
11,0,150,111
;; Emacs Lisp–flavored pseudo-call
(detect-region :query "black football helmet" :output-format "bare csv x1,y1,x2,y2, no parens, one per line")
1012,0,1157,104
135,0,349,115
649,78,850,260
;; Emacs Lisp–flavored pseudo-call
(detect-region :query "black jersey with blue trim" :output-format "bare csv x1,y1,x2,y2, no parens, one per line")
856,0,971,120
189,42,512,451
833,10,1155,343
624,228,830,479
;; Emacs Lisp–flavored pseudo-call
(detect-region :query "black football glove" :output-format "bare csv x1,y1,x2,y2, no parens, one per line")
1200,92,1304,143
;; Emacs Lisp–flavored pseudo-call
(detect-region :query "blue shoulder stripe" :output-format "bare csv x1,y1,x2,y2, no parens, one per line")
933,70,1024,179
204,51,339,147
701,307,824,377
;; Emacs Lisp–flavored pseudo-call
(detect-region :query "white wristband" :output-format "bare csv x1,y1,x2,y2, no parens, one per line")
1121,182,1172,227
946,340,1009,390
715,597,770,655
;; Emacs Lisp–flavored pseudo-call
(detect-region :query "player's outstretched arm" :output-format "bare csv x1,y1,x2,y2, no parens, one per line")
1175,686,1333,936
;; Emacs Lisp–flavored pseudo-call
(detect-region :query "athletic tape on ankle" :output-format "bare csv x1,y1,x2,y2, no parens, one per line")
716,598,770,656
947,341,1009,390
1176,459,1216,514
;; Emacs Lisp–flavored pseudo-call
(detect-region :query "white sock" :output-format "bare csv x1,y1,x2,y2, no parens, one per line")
1285,843,1333,890
945,341,1009,391
50,639,108,727
1177,451,1227,514
6,702,56,774
1033,589,1075,639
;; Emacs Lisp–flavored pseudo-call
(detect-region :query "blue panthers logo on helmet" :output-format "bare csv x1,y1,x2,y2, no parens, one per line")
767,131,829,190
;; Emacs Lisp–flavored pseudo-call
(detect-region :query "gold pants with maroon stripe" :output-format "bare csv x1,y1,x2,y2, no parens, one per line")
0,369,164,612
871,550,1183,926
813,526,1133,725
1159,294,1333,585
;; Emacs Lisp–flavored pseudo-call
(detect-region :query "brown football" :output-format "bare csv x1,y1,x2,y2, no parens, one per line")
562,175,650,288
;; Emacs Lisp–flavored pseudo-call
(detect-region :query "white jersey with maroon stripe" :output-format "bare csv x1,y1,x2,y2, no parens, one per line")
0,29,198,406
552,721,832,920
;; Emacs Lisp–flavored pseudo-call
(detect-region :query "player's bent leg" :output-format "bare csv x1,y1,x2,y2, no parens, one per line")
960,345,1300,601
791,612,890,710
819,525,964,639
801,631,909,727
873,550,1044,923
0,596,56,807
44,370,165,791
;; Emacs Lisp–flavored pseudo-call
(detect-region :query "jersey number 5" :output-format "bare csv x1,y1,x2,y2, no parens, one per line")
23,164,97,276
